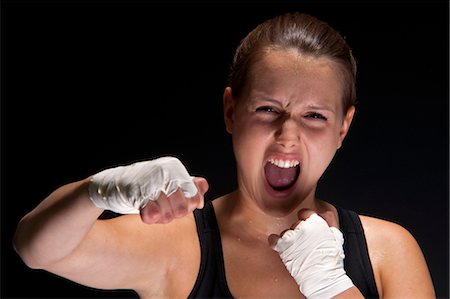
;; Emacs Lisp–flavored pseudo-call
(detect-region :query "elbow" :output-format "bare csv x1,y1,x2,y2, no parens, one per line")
13,246,42,270
13,235,38,270
13,219,45,269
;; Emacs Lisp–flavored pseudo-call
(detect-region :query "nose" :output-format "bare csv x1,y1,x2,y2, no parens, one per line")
275,117,300,148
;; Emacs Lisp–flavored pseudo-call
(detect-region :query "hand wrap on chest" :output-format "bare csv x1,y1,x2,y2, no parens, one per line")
274,213,354,298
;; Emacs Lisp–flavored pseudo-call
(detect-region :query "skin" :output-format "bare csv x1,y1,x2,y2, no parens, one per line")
13,49,435,298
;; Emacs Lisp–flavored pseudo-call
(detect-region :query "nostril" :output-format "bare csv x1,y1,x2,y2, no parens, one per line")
276,135,300,148
275,121,300,147
277,141,295,148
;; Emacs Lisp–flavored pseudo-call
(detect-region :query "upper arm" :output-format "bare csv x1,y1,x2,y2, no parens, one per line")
361,216,435,298
45,213,199,294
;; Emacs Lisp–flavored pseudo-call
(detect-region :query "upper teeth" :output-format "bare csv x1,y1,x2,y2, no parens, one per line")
268,159,300,168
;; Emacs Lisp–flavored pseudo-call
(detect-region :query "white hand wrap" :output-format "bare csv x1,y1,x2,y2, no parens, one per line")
274,213,354,298
88,156,197,214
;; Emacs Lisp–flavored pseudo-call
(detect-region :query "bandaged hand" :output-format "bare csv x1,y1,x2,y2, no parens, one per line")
88,156,208,223
269,210,354,298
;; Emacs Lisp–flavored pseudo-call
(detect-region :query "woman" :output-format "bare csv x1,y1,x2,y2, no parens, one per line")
13,12,435,298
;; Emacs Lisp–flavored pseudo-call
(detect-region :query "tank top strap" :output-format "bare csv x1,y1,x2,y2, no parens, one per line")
189,200,233,298
336,205,380,298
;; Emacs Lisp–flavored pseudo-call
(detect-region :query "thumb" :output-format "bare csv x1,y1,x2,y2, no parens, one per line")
268,233,281,250
193,177,209,195
192,177,209,209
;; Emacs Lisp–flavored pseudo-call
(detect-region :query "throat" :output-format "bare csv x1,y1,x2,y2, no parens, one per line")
224,193,300,236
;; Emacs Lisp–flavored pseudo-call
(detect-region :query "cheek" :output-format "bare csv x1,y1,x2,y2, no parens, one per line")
232,118,273,167
233,121,267,153
302,121,342,148
234,112,273,142
302,129,340,164
310,131,339,151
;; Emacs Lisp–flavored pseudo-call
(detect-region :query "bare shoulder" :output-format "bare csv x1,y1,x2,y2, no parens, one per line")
359,215,435,298
359,215,417,251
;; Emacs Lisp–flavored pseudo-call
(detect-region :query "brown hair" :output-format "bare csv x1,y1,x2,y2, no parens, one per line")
228,12,357,113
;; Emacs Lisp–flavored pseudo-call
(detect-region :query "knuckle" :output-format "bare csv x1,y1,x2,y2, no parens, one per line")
140,209,159,224
173,204,188,217
160,212,174,224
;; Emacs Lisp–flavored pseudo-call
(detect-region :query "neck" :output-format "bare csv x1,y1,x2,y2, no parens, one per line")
219,189,324,237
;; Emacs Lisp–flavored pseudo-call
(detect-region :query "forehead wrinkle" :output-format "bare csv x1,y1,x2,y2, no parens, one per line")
249,91,290,108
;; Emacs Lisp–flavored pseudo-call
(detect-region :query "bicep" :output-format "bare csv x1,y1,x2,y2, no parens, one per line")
44,215,174,291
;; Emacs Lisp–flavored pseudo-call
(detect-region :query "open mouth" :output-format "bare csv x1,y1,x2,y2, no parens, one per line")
264,158,300,192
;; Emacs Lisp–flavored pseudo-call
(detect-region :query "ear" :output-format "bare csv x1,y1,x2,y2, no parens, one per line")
223,87,236,134
337,105,355,149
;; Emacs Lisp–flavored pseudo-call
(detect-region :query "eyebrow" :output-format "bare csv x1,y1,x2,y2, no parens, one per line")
304,104,336,114
252,97,336,114
252,97,282,105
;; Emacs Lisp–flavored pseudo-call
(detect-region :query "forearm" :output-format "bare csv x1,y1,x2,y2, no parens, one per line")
13,157,204,270
13,177,104,268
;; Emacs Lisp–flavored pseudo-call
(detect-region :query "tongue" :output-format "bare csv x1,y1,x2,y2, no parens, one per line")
264,163,298,189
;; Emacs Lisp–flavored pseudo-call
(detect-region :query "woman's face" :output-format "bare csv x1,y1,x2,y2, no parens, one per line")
224,48,355,216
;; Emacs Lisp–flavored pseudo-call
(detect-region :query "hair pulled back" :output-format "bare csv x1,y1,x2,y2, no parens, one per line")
228,12,357,113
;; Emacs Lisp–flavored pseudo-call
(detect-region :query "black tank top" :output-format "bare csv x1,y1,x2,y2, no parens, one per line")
188,200,379,298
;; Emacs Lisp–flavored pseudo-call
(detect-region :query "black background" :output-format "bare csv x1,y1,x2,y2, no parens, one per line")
2,1,449,298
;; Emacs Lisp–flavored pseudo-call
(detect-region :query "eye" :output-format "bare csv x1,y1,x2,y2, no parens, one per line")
255,106,279,114
305,112,327,121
